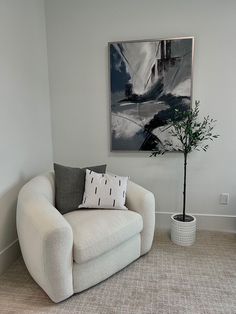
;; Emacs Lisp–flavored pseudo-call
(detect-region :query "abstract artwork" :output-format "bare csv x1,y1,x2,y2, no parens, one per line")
109,37,194,151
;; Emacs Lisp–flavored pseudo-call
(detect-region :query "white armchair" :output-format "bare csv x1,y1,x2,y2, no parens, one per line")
17,172,155,303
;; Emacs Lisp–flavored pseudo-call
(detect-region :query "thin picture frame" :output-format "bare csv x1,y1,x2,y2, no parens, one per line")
109,36,194,152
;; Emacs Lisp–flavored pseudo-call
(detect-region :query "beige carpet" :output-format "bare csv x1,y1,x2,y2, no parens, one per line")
0,231,236,314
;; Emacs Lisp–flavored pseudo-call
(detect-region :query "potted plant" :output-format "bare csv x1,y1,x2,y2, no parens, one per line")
151,100,219,246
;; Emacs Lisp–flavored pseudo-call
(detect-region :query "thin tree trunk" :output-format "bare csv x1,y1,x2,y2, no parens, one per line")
183,152,187,222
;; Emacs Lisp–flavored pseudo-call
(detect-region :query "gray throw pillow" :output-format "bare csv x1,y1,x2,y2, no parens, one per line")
54,163,107,214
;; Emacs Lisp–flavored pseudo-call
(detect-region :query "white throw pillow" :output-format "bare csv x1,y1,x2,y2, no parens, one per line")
79,170,128,209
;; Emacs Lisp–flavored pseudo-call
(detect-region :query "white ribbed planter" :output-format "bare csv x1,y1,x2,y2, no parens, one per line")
171,214,196,246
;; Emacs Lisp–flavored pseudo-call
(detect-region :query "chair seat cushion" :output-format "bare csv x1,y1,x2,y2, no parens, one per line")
64,209,143,264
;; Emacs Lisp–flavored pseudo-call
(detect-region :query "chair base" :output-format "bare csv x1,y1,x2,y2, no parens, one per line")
73,234,141,293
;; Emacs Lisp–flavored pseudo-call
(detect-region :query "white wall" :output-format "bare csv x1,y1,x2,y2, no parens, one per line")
45,0,236,231
0,0,53,274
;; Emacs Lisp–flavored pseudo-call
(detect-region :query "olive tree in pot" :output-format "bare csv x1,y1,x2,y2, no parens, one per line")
151,101,219,246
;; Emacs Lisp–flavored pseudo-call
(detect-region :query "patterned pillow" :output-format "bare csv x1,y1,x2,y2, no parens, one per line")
79,170,128,210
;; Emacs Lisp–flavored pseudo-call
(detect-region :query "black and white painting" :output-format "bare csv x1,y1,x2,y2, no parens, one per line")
109,37,193,151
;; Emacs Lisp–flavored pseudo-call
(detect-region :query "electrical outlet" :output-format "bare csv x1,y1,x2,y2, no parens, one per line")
219,193,229,205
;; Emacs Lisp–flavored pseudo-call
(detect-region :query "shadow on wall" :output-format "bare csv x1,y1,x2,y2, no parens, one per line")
0,173,27,274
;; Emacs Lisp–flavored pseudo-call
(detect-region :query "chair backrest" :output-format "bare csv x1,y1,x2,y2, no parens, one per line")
18,172,55,206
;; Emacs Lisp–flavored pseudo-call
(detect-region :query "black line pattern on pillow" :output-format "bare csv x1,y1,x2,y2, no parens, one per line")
79,170,128,210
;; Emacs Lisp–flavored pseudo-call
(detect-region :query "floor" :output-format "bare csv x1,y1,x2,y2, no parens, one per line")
0,231,236,314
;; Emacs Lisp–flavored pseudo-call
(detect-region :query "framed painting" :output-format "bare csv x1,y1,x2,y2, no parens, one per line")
109,37,194,151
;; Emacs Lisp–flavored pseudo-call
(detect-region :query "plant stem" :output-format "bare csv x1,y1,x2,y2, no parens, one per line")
183,152,187,222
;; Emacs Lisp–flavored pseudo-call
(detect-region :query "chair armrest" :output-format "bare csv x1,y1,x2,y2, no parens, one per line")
17,177,73,303
126,181,155,255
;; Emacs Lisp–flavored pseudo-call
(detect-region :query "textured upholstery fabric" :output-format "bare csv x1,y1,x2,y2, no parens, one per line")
64,210,143,264
54,163,106,214
17,172,155,303
73,235,141,293
16,174,74,303
126,180,155,255
79,170,128,209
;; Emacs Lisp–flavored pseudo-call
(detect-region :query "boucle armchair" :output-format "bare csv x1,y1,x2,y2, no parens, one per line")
16,172,155,303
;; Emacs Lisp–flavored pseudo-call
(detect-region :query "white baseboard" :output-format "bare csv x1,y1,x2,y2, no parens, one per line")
0,239,21,275
156,212,236,233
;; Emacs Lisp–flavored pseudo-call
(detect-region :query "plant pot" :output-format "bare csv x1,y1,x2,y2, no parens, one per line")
171,214,196,246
